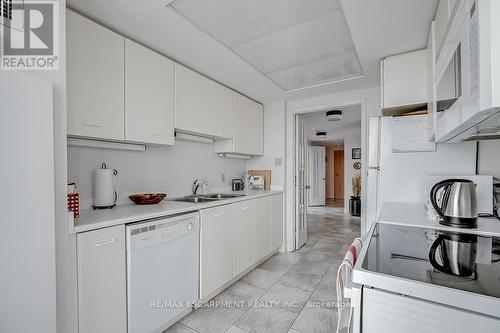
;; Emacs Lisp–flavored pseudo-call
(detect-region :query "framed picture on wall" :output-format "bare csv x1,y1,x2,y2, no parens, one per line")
352,148,361,160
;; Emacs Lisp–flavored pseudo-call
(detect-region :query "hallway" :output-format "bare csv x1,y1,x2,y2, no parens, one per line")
166,207,360,333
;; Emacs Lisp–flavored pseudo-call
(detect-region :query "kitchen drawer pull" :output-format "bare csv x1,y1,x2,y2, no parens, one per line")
241,206,249,210
82,122,102,128
258,202,267,205
213,213,224,217
94,238,116,247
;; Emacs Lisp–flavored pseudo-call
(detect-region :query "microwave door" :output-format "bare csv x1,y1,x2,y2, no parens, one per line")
436,44,462,112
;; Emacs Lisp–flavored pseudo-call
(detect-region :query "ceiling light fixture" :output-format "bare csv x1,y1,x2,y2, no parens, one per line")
326,110,343,121
316,131,327,138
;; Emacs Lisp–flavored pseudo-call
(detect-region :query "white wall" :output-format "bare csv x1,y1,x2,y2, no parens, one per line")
343,130,362,214
478,141,500,178
246,101,286,189
68,140,247,207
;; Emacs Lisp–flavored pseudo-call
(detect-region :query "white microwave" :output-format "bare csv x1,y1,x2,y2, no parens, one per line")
434,0,500,142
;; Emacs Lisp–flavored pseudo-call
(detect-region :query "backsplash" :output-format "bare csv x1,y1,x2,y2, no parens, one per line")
68,140,247,209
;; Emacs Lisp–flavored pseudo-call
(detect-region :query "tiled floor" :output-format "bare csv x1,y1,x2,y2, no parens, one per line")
166,206,360,333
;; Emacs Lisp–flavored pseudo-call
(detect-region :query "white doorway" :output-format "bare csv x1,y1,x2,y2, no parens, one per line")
288,103,365,251
308,146,326,206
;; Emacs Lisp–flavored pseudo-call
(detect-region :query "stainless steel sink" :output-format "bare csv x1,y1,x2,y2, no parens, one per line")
173,193,246,203
173,196,218,203
203,193,246,199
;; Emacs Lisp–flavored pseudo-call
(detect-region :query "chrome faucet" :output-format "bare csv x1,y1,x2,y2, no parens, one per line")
193,179,201,196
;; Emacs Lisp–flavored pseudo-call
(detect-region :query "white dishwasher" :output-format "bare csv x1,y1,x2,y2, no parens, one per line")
126,212,200,333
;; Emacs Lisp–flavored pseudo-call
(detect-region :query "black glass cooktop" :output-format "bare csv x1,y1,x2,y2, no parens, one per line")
362,223,500,299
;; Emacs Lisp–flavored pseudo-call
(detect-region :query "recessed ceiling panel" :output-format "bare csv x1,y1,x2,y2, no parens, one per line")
169,0,362,91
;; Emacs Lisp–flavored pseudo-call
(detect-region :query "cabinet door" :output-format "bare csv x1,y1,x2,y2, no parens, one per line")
270,194,283,250
255,196,271,260
200,205,233,299
67,10,125,140
125,39,174,145
252,102,264,156
232,200,257,276
175,64,209,135
362,288,500,333
382,49,428,108
233,93,253,154
209,81,233,139
434,0,450,56
77,225,126,333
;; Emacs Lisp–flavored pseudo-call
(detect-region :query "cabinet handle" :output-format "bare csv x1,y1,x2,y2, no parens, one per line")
213,213,224,217
241,206,249,210
258,202,267,205
94,238,116,247
186,121,197,125
148,132,161,136
82,122,102,128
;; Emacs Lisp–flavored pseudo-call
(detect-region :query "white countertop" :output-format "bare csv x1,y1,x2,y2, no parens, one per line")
353,201,500,317
378,201,500,237
74,190,282,233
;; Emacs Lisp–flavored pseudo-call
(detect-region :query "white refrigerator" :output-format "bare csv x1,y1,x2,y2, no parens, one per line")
366,116,477,228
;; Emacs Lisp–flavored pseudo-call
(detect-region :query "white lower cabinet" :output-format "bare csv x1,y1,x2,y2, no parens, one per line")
199,205,233,299
77,225,127,333
255,196,271,260
232,200,257,276
270,193,283,250
362,288,500,333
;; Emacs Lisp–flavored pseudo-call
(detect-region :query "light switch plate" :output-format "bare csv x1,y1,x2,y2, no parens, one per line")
221,173,225,183
274,157,282,167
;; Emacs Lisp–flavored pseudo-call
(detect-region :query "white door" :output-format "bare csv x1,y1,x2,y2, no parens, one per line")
308,146,326,206
295,116,308,249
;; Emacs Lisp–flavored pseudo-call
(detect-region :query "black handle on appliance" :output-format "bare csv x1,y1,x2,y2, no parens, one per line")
430,180,455,218
428,235,453,275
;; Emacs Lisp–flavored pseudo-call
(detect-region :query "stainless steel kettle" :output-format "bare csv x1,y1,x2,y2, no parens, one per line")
430,179,478,228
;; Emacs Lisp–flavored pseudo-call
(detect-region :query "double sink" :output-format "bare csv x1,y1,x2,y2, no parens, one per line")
174,193,246,203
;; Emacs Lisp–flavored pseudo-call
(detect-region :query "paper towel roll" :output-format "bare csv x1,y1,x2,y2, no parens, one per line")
94,168,117,208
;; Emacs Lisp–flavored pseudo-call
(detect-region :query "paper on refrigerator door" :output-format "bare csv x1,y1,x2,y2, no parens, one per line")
391,115,436,153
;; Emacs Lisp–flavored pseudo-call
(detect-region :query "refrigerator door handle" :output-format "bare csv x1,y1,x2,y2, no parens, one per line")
369,166,380,170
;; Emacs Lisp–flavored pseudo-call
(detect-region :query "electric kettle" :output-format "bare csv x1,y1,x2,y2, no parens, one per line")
430,179,478,228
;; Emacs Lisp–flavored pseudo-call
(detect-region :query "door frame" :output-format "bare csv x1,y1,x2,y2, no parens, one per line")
285,99,368,252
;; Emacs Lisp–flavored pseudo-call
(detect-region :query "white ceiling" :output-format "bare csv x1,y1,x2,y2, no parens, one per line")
169,0,362,91
66,0,438,103
300,105,361,144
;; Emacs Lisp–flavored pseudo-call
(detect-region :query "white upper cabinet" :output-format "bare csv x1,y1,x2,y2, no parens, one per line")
233,94,254,154
67,10,125,140
209,81,233,139
434,0,451,58
382,49,429,109
175,64,210,135
125,39,175,145
252,103,264,156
